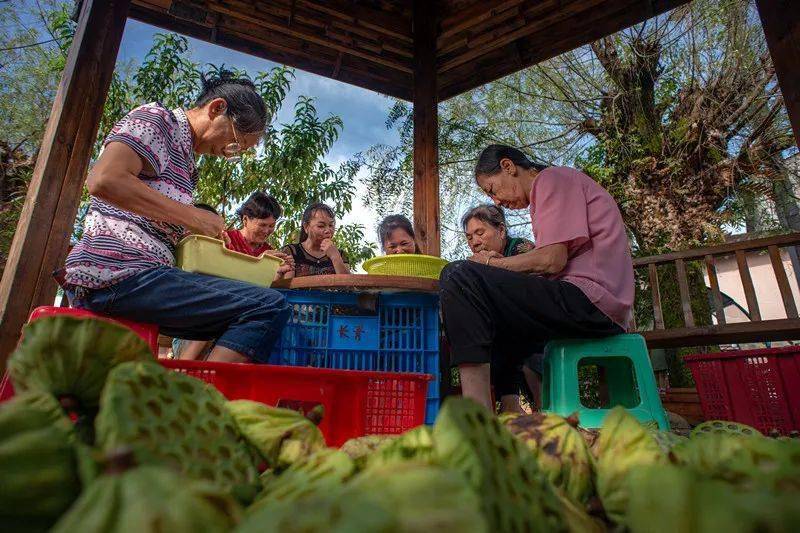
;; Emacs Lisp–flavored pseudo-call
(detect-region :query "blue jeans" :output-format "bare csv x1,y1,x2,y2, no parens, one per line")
69,266,289,363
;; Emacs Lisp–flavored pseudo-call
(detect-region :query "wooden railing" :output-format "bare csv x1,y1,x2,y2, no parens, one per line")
634,233,800,348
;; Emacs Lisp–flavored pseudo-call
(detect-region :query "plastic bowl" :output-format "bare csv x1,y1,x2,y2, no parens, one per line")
362,254,449,279
176,235,282,286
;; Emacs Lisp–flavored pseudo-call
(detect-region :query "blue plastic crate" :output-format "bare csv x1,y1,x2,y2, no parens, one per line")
271,290,441,423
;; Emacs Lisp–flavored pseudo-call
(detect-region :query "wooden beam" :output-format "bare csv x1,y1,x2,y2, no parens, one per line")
412,0,440,256
768,245,798,319
437,0,525,44
0,0,131,365
756,0,800,146
208,4,413,74
633,232,800,266
641,318,800,349
439,0,689,100
704,254,726,325
128,3,413,100
735,250,762,321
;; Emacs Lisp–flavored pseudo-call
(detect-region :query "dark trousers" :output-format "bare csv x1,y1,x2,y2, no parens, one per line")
69,266,290,363
439,260,623,396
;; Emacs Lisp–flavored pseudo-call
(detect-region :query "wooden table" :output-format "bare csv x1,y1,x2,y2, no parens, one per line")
272,274,439,293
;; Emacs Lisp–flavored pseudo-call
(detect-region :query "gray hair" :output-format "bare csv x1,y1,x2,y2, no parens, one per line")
461,204,507,232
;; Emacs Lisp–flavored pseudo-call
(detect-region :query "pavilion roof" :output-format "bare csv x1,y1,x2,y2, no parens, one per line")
129,0,689,101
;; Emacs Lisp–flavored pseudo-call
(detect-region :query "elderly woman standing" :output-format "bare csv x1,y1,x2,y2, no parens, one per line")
440,144,634,412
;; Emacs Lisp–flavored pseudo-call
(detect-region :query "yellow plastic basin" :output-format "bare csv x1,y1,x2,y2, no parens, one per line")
362,254,449,279
175,235,282,287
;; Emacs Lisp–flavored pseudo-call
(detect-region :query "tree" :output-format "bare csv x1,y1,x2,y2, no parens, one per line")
364,0,796,258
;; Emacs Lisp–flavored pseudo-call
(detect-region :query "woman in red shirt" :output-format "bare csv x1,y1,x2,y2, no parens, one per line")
225,192,293,276
174,194,292,360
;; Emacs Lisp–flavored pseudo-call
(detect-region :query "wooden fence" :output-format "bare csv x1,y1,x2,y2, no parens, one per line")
634,233,800,349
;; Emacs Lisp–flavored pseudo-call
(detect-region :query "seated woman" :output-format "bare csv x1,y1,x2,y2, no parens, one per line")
461,204,535,412
462,204,533,258
174,195,293,360
225,192,292,272
58,71,290,364
440,144,633,412
378,214,420,255
281,203,350,277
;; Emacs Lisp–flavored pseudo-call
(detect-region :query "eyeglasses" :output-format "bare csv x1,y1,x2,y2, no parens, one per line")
222,116,243,163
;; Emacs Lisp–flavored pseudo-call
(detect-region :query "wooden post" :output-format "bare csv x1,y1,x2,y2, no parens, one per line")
0,0,130,365
756,0,800,146
412,0,441,256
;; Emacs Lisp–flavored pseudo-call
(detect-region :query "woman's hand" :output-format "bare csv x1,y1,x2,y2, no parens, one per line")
320,238,342,260
264,250,294,268
273,262,294,281
186,207,226,240
468,249,503,266
321,238,350,274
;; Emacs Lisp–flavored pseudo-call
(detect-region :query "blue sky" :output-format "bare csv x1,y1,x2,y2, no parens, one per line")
117,19,398,246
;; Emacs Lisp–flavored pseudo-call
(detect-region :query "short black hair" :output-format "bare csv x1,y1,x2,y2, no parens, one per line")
474,144,547,178
378,214,418,252
237,192,282,221
461,204,507,232
193,203,219,215
195,69,269,134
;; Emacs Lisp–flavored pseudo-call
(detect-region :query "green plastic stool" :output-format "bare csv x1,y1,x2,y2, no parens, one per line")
541,334,670,430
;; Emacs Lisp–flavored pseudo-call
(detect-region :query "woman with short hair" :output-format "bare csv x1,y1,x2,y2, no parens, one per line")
440,144,634,412
224,192,294,278
461,204,534,258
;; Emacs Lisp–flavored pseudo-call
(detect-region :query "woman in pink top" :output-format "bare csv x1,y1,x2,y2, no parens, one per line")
440,144,634,413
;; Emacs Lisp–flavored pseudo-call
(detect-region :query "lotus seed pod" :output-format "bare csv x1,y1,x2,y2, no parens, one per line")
340,434,396,469
626,463,800,533
349,461,489,532
95,361,259,503
366,424,435,470
237,486,396,533
52,464,242,533
594,407,667,524
504,412,595,503
8,316,152,413
433,398,566,532
226,400,325,469
254,448,355,509
0,392,82,533
690,420,762,439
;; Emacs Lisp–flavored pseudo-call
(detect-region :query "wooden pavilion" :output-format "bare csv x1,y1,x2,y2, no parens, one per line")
0,0,798,363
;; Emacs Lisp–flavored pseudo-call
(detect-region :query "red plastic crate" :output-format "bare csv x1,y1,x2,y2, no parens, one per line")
684,346,800,435
29,306,159,356
161,360,431,446
1,361,430,446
